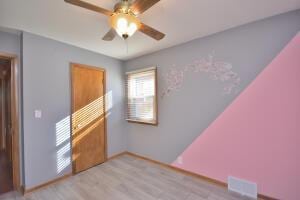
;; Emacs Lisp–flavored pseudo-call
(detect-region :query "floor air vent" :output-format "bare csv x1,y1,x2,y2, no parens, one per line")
228,176,257,199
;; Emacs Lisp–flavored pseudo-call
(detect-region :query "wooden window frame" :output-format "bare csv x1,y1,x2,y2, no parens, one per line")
126,67,158,126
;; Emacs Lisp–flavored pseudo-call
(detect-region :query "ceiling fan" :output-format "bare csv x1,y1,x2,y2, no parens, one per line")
64,0,166,41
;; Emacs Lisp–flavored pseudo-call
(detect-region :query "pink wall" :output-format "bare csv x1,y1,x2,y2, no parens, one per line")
172,33,300,200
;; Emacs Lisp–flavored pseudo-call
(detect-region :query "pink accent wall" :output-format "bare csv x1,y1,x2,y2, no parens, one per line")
172,33,300,200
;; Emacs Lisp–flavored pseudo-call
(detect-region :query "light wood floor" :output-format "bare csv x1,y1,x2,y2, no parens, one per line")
0,154,252,200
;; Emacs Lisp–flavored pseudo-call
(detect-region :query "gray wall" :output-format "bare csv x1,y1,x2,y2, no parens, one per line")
0,30,20,56
22,32,127,188
124,10,300,163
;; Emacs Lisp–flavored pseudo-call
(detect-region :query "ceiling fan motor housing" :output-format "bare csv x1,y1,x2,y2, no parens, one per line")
114,0,132,14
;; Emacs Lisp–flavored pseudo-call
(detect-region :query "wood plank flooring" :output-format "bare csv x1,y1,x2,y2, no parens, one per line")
0,154,252,200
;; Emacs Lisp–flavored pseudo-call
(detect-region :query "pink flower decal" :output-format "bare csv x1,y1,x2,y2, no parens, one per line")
161,53,241,98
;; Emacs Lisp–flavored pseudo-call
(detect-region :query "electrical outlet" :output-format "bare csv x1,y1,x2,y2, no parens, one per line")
177,156,183,164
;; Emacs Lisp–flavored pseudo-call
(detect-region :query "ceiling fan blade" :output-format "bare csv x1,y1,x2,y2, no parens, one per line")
130,0,160,15
64,0,113,16
139,23,165,41
102,29,116,41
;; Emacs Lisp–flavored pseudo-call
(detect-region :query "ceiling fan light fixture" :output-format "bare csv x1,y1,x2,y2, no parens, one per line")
64,0,165,41
109,13,141,39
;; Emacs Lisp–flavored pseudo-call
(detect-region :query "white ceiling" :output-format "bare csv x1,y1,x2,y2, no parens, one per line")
0,0,299,60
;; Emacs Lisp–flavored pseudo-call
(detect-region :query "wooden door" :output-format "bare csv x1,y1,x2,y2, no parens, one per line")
71,63,106,174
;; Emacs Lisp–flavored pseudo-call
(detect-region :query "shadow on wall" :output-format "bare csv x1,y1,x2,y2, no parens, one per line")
55,91,113,174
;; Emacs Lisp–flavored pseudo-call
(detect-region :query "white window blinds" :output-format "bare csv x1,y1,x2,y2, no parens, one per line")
126,67,157,125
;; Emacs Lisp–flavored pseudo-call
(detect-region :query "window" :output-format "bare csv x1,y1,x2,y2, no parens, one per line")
126,67,157,125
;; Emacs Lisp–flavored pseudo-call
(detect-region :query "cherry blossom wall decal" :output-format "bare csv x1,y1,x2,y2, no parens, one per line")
161,53,241,98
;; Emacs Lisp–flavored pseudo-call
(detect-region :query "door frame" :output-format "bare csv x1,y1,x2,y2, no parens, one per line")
0,52,21,191
70,63,107,174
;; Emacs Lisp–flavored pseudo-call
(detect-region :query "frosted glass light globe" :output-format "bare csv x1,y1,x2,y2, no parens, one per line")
109,13,141,39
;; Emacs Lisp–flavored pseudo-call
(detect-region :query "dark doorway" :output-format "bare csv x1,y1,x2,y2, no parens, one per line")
0,58,13,194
